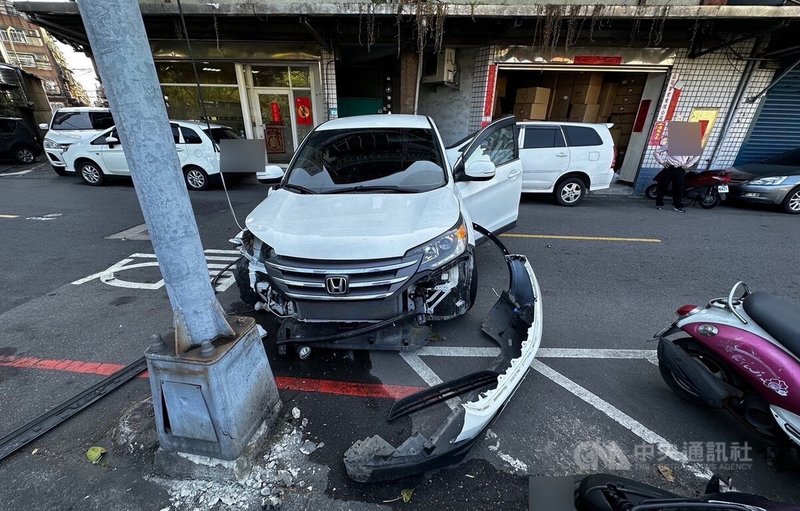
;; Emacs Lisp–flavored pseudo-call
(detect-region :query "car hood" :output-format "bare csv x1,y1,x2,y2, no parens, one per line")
246,186,461,260
45,130,104,144
727,163,800,181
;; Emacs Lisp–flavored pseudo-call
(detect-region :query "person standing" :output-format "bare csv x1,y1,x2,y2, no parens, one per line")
654,137,700,213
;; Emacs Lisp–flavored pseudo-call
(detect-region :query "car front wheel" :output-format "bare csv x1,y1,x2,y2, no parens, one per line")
14,146,36,164
184,167,210,191
782,186,800,215
554,177,586,207
78,160,105,186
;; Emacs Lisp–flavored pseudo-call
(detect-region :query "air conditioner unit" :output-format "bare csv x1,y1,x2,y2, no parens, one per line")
422,48,457,86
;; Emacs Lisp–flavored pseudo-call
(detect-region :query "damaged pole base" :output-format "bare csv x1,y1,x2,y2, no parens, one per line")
145,316,282,480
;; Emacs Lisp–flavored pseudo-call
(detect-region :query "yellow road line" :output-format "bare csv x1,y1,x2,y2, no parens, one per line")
0,214,19,219
500,233,662,243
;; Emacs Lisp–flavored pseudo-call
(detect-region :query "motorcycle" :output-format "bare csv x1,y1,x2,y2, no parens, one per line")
574,473,799,510
655,282,800,456
645,169,731,209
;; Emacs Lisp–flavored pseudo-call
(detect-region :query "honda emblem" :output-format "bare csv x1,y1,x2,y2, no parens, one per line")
325,275,349,295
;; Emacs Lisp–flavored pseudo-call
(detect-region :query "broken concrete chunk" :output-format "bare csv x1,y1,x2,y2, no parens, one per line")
291,407,301,420
299,440,317,455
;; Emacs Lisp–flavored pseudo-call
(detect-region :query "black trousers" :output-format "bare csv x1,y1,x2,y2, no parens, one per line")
656,165,685,208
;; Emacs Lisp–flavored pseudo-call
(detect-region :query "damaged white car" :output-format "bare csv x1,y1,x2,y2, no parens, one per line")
233,114,524,351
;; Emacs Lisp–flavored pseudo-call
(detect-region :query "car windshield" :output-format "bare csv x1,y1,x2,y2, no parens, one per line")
284,127,446,194
51,111,114,131
202,127,241,143
761,148,800,166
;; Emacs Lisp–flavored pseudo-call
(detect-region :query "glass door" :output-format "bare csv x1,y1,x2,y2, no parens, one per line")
255,92,295,164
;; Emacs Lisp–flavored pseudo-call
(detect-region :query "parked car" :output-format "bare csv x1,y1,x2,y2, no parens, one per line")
40,107,114,176
726,149,800,214
234,114,523,327
0,117,42,164
63,120,249,190
446,121,615,206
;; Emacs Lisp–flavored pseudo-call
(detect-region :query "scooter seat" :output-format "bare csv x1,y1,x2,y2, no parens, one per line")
743,292,800,358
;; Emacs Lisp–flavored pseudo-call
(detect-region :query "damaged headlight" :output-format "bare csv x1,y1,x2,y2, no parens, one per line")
411,219,468,271
230,229,254,255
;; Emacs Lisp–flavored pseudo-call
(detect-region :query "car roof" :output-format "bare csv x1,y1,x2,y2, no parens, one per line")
173,120,229,129
317,114,432,131
517,121,612,129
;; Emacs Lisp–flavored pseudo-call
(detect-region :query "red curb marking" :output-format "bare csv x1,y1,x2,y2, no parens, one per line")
0,355,425,399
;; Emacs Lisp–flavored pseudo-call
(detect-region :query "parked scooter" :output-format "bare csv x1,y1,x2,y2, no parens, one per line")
645,169,731,209
575,473,799,510
655,282,800,455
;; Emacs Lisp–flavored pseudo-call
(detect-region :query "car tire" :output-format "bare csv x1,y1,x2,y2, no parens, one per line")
14,145,36,164
78,160,106,186
554,177,586,207
645,184,659,200
184,166,210,191
781,186,800,215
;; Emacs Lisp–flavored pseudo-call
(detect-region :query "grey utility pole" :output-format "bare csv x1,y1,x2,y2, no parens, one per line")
75,0,278,464
75,0,232,348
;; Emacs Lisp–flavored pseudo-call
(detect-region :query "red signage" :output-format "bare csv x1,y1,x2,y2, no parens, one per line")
665,88,682,122
295,97,313,126
649,121,667,146
633,99,651,133
270,102,282,124
482,63,498,127
573,56,623,65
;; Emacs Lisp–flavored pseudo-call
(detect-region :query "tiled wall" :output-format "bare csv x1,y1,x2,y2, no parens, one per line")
635,42,775,192
321,48,338,121
468,46,494,132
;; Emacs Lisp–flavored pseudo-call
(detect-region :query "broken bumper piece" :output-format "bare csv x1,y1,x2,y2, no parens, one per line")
344,248,542,482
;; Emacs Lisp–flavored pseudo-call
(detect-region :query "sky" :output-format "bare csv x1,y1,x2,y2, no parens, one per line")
54,40,99,103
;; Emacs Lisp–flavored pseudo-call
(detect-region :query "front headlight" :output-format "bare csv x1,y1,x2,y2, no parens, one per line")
411,220,468,271
43,139,59,149
749,176,788,186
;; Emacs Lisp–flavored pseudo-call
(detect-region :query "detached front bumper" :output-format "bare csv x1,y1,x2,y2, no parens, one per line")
343,227,542,482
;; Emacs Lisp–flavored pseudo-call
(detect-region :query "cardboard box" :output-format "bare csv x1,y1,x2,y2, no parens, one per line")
550,95,571,119
618,85,644,96
614,94,640,106
514,102,548,120
515,87,551,104
598,82,619,118
613,122,634,134
568,103,600,123
609,113,636,124
573,72,603,87
611,103,640,114
571,83,602,105
496,74,507,98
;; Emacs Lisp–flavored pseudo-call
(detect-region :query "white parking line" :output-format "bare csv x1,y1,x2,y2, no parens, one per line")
415,346,657,364
531,360,713,480
400,352,461,412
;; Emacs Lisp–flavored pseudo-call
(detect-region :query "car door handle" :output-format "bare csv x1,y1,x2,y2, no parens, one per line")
556,153,568,157
508,169,523,180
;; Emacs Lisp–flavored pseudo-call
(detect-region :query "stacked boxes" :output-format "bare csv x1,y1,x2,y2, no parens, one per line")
513,86,551,120
567,72,602,123
549,73,574,120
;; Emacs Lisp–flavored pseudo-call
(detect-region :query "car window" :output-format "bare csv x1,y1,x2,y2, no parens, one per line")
202,127,241,143
562,126,603,147
0,119,17,134
180,127,203,144
523,127,566,149
762,149,800,166
51,111,114,130
464,124,517,167
91,129,117,146
286,128,446,194
447,129,479,150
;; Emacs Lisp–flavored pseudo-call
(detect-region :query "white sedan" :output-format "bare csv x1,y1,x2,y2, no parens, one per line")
63,120,258,190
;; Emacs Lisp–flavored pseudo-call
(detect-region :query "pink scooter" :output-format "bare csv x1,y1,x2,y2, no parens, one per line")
656,282,800,454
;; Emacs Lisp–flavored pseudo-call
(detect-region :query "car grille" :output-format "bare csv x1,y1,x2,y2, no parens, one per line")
265,255,422,301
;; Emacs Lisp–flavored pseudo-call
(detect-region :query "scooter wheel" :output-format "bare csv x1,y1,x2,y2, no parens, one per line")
659,338,733,407
699,190,721,209
645,184,658,200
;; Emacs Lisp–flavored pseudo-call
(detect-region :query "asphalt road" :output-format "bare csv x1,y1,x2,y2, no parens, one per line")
1,162,799,510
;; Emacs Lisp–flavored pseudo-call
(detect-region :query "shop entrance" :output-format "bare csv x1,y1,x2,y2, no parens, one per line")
494,68,667,182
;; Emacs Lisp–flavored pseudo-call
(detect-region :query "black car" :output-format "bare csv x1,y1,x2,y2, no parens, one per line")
0,117,42,164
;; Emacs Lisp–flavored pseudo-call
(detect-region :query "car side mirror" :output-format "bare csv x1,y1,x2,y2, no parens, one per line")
262,164,284,181
105,136,119,147
38,123,49,131
463,160,496,181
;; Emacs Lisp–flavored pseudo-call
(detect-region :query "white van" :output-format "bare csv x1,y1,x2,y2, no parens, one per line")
40,107,114,176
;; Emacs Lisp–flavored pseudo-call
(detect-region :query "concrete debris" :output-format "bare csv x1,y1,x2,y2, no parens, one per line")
299,440,318,455
301,417,308,428
291,407,301,420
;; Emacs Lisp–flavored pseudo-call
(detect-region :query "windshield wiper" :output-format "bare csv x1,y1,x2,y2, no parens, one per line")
281,183,316,194
321,185,419,194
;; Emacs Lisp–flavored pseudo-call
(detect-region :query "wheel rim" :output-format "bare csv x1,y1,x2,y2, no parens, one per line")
16,148,34,163
561,182,583,203
82,164,101,183
701,193,717,206
186,169,205,189
788,191,800,212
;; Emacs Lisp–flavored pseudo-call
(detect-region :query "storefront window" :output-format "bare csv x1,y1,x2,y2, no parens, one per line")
251,66,290,88
290,67,310,88
161,85,245,135
156,62,237,85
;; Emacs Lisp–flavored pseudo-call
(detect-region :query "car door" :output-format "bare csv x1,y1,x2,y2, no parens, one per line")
453,116,523,234
0,119,15,157
172,124,191,166
518,124,570,191
561,125,606,183
97,128,129,174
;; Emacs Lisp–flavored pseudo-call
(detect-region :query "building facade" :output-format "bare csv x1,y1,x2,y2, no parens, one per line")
16,0,800,189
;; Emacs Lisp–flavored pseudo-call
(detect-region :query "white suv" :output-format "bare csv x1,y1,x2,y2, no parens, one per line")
63,120,246,190
41,107,114,176
447,121,615,206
